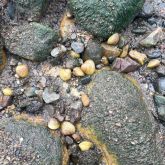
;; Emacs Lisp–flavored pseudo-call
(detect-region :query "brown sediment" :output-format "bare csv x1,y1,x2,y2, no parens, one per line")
77,124,119,165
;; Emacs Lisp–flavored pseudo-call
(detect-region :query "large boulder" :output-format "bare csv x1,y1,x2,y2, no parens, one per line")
14,0,48,21
79,70,162,164
4,22,58,61
0,119,65,165
68,0,144,39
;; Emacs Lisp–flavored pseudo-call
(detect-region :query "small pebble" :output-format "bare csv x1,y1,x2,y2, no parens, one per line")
61,121,76,135
72,133,81,142
71,42,85,54
59,69,72,81
80,76,92,85
120,45,129,58
69,50,80,58
79,141,93,151
101,56,109,65
2,88,13,96
107,33,120,45
81,60,95,75
16,64,29,78
73,67,85,77
147,59,160,68
81,94,90,107
48,118,60,130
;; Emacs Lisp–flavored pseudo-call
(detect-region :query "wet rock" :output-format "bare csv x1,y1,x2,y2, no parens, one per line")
156,65,165,77
14,0,48,21
101,43,122,57
140,27,164,48
42,87,60,104
112,57,139,73
4,23,58,61
147,49,162,59
51,45,67,58
0,120,64,164
0,96,12,111
71,42,84,54
129,50,147,65
80,70,162,164
156,78,165,95
68,0,144,39
83,40,102,64
80,76,92,85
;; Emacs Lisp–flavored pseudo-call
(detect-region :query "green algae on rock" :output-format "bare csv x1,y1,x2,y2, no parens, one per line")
0,119,64,165
4,23,58,61
68,0,144,39
79,70,162,165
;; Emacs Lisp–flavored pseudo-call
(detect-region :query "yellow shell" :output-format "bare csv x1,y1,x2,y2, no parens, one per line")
59,69,72,81
81,60,95,75
79,141,93,151
48,118,60,130
61,121,76,135
16,64,29,78
2,87,13,96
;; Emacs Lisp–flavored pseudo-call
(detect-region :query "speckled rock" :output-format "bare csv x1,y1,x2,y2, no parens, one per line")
4,23,58,61
0,119,64,165
68,0,144,39
80,70,162,165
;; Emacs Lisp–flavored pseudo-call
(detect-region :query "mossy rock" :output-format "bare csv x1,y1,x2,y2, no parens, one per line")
4,23,58,61
14,0,48,21
0,118,66,165
68,0,144,39
79,70,162,164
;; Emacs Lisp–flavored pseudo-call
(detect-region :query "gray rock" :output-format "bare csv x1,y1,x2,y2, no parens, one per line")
0,119,63,165
43,87,60,104
80,70,162,164
156,65,165,77
147,49,162,59
112,57,140,73
71,42,84,54
140,27,163,47
156,78,165,95
4,23,58,61
14,0,48,21
83,40,102,64
51,45,67,58
24,87,37,97
63,56,81,69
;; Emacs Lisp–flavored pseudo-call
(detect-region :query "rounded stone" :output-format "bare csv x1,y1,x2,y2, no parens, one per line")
61,121,76,135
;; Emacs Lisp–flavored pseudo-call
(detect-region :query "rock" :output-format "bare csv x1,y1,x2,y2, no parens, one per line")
68,0,144,39
112,57,139,73
63,56,81,69
147,49,162,59
61,121,76,135
156,65,165,77
81,94,90,107
59,68,72,81
156,78,165,95
79,70,162,164
129,50,147,65
16,64,29,78
154,95,165,121
101,43,122,57
14,0,48,21
140,27,164,48
68,50,80,59
51,45,67,58
120,45,129,58
60,13,76,40
73,67,85,77
0,95,12,111
81,60,95,75
107,33,120,45
101,56,109,65
118,36,128,49
83,40,102,64
147,59,160,69
4,23,58,61
42,87,60,104
0,36,6,71
48,118,60,130
79,141,93,151
80,76,92,85
71,42,84,54
24,87,37,97
2,88,13,96
132,28,147,35
0,120,64,164
140,1,154,18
